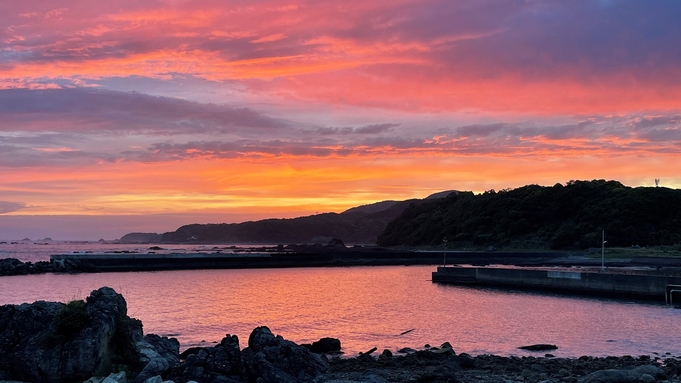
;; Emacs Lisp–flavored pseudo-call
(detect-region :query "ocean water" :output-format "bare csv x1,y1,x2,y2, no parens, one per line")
0,241,250,263
1,244,680,358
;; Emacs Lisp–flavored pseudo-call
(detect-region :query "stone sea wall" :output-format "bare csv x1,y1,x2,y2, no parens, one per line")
1,287,680,383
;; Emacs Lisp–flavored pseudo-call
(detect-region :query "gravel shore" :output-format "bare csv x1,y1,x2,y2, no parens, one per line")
315,350,681,383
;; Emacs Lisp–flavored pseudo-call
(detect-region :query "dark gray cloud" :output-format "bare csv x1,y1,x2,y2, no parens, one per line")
631,115,681,130
129,140,343,161
1,85,680,167
0,201,25,214
0,88,290,135
638,128,681,142
315,123,399,135
455,123,508,137
449,119,603,141
354,123,399,134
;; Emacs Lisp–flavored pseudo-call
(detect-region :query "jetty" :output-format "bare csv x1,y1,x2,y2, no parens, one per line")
432,265,681,302
47,250,449,272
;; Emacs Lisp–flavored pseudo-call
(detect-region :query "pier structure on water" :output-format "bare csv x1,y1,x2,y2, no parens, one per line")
432,265,681,302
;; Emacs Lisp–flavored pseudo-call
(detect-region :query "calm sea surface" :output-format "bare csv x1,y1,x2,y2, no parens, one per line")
1,242,680,358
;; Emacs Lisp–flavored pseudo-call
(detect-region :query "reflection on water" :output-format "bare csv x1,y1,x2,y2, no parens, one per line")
0,265,680,357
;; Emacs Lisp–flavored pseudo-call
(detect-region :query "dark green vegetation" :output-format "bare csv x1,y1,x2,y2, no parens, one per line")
378,180,681,250
44,300,89,347
161,199,421,244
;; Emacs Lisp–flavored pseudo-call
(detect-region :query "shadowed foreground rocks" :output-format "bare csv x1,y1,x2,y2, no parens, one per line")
0,287,177,383
1,287,681,383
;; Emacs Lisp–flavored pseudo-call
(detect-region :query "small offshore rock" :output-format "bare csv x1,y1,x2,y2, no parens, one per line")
518,344,558,351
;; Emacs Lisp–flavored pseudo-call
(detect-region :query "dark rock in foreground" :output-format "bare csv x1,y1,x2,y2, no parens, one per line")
0,287,150,382
168,334,245,382
243,326,329,383
302,337,342,354
322,353,673,383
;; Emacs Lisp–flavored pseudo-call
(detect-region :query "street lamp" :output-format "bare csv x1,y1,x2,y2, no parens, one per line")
601,230,606,272
443,237,448,267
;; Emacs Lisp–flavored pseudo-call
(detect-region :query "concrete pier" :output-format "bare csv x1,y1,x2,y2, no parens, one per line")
49,251,445,272
432,266,681,301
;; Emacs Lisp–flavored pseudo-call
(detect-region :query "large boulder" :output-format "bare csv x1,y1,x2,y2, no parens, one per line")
167,334,245,383
0,258,28,276
302,337,342,354
242,326,328,383
0,287,167,383
132,335,181,383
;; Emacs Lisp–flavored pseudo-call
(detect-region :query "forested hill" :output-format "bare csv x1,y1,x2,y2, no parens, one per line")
160,198,424,244
377,180,681,250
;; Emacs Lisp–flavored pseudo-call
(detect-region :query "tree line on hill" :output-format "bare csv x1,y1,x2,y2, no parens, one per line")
377,180,681,249
157,199,422,244
123,180,681,250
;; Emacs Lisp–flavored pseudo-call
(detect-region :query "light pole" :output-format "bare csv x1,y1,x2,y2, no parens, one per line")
443,237,448,267
601,230,606,272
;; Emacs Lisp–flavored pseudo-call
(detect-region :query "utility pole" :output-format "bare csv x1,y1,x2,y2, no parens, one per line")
601,230,606,272
443,237,447,267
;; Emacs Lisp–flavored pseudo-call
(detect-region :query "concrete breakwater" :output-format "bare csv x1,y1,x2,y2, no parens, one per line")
47,250,449,272
432,266,681,302
42,250,601,273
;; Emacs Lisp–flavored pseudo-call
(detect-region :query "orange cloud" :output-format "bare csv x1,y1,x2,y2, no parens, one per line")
2,152,679,218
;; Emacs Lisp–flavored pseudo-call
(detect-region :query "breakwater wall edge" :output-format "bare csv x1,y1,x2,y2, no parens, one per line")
432,266,681,302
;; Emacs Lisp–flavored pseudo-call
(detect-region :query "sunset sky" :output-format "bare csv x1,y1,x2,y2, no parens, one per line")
1,0,680,240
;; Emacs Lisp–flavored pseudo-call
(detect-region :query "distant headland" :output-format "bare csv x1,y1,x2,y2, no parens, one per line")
120,180,681,251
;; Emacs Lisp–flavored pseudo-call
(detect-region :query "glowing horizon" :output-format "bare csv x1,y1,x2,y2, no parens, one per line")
1,0,680,239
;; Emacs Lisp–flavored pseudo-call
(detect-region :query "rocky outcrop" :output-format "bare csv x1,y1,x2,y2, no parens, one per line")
119,233,162,244
166,327,329,383
242,327,329,383
167,334,245,383
302,337,342,354
133,335,181,383
0,287,178,383
0,257,99,276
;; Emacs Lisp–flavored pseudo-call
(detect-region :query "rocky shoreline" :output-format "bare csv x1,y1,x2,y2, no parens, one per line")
0,257,99,276
1,287,680,383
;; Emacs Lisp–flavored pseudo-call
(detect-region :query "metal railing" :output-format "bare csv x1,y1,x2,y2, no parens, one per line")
665,284,681,305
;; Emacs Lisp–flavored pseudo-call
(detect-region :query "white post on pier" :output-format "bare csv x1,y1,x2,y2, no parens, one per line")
442,237,447,267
